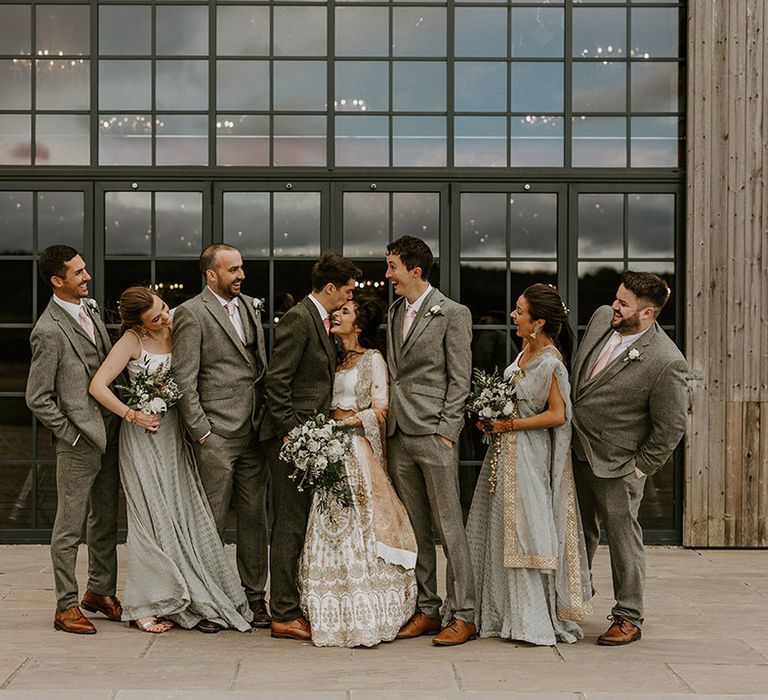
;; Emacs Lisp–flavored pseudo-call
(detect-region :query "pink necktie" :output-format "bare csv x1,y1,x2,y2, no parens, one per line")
226,302,246,343
78,305,96,343
588,332,622,380
402,305,417,342
323,316,331,336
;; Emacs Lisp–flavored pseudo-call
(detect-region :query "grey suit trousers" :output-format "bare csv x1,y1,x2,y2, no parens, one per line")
388,431,475,624
193,431,269,603
573,456,647,627
51,416,119,611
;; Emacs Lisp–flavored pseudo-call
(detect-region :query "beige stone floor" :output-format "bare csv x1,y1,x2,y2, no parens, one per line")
0,544,767,699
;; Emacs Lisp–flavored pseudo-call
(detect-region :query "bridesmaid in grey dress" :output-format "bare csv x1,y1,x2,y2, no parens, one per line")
89,286,252,634
467,284,592,645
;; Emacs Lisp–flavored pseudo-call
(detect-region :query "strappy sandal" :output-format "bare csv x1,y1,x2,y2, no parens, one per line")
129,616,175,633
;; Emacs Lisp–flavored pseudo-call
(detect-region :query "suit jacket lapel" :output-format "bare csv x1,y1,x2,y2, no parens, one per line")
401,288,440,358
202,287,253,366
240,294,268,373
48,299,91,370
89,305,111,354
301,296,337,371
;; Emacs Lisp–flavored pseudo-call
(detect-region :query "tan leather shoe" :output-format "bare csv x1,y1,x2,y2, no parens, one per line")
54,605,97,634
395,612,441,639
432,619,477,646
271,616,311,640
597,616,642,645
81,591,123,621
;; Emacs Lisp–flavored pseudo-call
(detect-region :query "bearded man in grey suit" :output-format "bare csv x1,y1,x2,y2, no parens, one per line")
26,246,122,634
572,271,687,646
261,251,360,641
385,236,477,647
173,243,270,632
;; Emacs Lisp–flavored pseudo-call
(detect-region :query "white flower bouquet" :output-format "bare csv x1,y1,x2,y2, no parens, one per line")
279,414,353,513
465,368,518,441
116,359,182,416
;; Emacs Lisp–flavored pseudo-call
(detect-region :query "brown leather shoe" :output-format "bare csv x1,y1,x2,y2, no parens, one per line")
54,605,97,634
250,599,271,629
81,591,123,621
395,612,441,639
271,616,311,640
432,618,477,646
597,616,642,646
196,619,223,634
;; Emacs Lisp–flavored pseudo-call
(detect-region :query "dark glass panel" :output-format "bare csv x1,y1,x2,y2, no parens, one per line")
273,116,326,167
572,61,626,112
274,7,326,56
392,7,446,57
0,191,33,255
1,59,31,110
350,261,388,312
36,5,89,56
572,8,625,59
335,7,389,57
99,5,151,56
631,116,680,168
216,115,269,166
104,259,152,316
99,60,152,110
155,60,208,110
241,261,270,318
99,114,152,166
631,62,680,113
36,422,55,462
0,399,33,460
578,262,622,325
217,5,269,56
572,116,626,167
38,191,84,252
510,7,564,58
393,193,440,255
455,8,507,58
392,117,446,167
454,62,506,113
393,62,446,112
156,5,208,56
631,7,680,59
0,329,31,393
628,193,675,258
217,61,270,111
510,115,563,167
509,261,557,304
454,116,506,168
274,61,327,111
578,193,623,258
460,260,506,323
36,60,89,110
0,261,32,322
35,115,90,166
460,193,505,258
639,456,675,531
335,61,388,112
509,193,557,257
273,192,322,257
273,260,316,314
0,5,31,56
1,464,35,529
630,262,675,326
155,192,203,257
343,192,389,258
510,62,563,113
105,191,152,256
155,260,201,309
335,115,389,167
37,462,58,530
155,114,208,166
223,192,270,257
0,114,31,165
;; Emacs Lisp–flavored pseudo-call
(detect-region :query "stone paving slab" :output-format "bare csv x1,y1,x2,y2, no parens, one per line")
0,658,25,687
0,692,111,700
670,664,768,694
117,693,346,700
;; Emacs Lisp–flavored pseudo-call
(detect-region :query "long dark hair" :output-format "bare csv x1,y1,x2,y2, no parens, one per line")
336,293,385,364
522,283,574,372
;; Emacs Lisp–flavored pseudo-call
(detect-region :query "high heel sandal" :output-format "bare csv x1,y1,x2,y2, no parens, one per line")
127,616,175,633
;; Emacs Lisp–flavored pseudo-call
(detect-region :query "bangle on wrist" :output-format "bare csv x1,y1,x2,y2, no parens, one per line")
123,408,136,424
510,418,517,431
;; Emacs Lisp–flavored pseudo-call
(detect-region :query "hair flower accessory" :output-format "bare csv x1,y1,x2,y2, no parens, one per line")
252,298,265,313
625,348,641,362
425,304,443,318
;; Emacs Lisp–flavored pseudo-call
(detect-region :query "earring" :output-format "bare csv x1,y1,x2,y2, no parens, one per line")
139,326,149,338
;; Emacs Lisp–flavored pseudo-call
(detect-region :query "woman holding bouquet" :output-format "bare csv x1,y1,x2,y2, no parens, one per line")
89,286,252,634
299,295,418,647
466,284,592,645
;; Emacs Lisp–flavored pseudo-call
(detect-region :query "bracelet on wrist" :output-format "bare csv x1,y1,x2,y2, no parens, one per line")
123,408,136,424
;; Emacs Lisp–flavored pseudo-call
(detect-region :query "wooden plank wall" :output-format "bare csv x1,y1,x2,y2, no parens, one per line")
685,0,768,546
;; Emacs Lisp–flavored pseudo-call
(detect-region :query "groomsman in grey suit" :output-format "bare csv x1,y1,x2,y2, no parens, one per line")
173,244,270,631
385,236,477,647
26,246,121,634
261,252,360,640
571,271,687,645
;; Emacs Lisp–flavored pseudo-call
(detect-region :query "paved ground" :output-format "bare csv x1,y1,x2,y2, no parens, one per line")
0,544,766,699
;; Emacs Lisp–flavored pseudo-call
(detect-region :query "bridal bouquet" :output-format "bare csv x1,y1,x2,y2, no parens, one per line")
116,360,183,415
279,414,353,513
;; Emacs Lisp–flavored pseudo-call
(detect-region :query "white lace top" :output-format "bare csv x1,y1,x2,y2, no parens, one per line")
331,351,389,411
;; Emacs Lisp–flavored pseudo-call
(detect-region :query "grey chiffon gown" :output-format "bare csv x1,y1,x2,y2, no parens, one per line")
119,347,252,630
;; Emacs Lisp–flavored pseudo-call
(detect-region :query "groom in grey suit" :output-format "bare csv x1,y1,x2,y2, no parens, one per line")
385,236,477,647
571,271,687,645
173,243,269,631
26,246,121,634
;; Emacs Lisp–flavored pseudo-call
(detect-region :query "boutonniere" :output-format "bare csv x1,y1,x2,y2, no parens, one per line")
425,304,443,318
85,298,100,314
624,348,641,362
252,298,265,313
